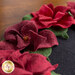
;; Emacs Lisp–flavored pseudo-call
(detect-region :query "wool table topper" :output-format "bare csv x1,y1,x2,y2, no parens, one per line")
0,1,75,75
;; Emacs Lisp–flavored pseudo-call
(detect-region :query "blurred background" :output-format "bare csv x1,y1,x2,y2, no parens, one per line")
0,0,75,75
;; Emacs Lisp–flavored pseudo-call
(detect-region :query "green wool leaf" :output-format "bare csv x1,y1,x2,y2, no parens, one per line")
51,71,61,75
47,27,69,39
47,57,51,62
22,14,33,20
30,48,52,57
68,11,74,17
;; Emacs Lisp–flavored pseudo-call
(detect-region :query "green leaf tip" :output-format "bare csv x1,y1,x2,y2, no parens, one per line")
46,27,69,39
30,47,52,57
22,14,33,20
51,71,61,75
68,11,74,17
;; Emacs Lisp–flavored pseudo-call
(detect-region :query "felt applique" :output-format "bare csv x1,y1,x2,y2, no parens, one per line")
29,47,52,57
4,20,58,51
22,14,33,20
22,14,69,39
45,27,69,39
67,2,75,24
31,3,74,29
0,41,16,50
0,2,75,75
51,71,61,75
0,50,58,75
67,2,75,19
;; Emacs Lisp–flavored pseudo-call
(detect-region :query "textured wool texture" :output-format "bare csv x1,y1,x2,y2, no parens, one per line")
22,14,69,39
3,20,58,51
31,3,74,29
30,47,52,57
67,2,75,19
22,14,33,20
0,50,58,75
46,27,69,39
0,41,16,50
51,71,60,75
50,27,75,75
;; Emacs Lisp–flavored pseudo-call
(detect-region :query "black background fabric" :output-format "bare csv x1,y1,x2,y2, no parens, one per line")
49,26,75,75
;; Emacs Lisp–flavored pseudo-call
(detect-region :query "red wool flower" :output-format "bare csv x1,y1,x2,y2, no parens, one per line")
31,3,74,29
67,2,75,18
1,20,58,51
0,41,16,50
0,50,58,75
67,2,75,24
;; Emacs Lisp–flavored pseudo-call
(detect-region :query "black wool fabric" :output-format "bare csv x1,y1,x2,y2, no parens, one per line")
50,27,75,75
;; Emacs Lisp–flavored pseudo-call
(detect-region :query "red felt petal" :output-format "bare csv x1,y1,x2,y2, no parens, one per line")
0,66,32,75
31,16,55,29
0,51,31,75
39,15,52,20
21,20,38,36
48,3,54,10
70,9,75,18
43,71,51,75
54,14,74,28
31,11,38,18
31,3,73,29
0,50,58,75
4,24,29,50
16,35,30,49
39,5,53,17
67,2,75,18
67,2,75,9
4,22,23,43
72,19,75,24
27,30,46,51
0,41,16,50
38,15,57,28
4,20,39,51
34,14,57,29
4,30,29,50
54,6,70,14
4,29,18,43
25,53,56,74
54,11,65,21
0,50,14,58
11,68,32,75
38,30,59,48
